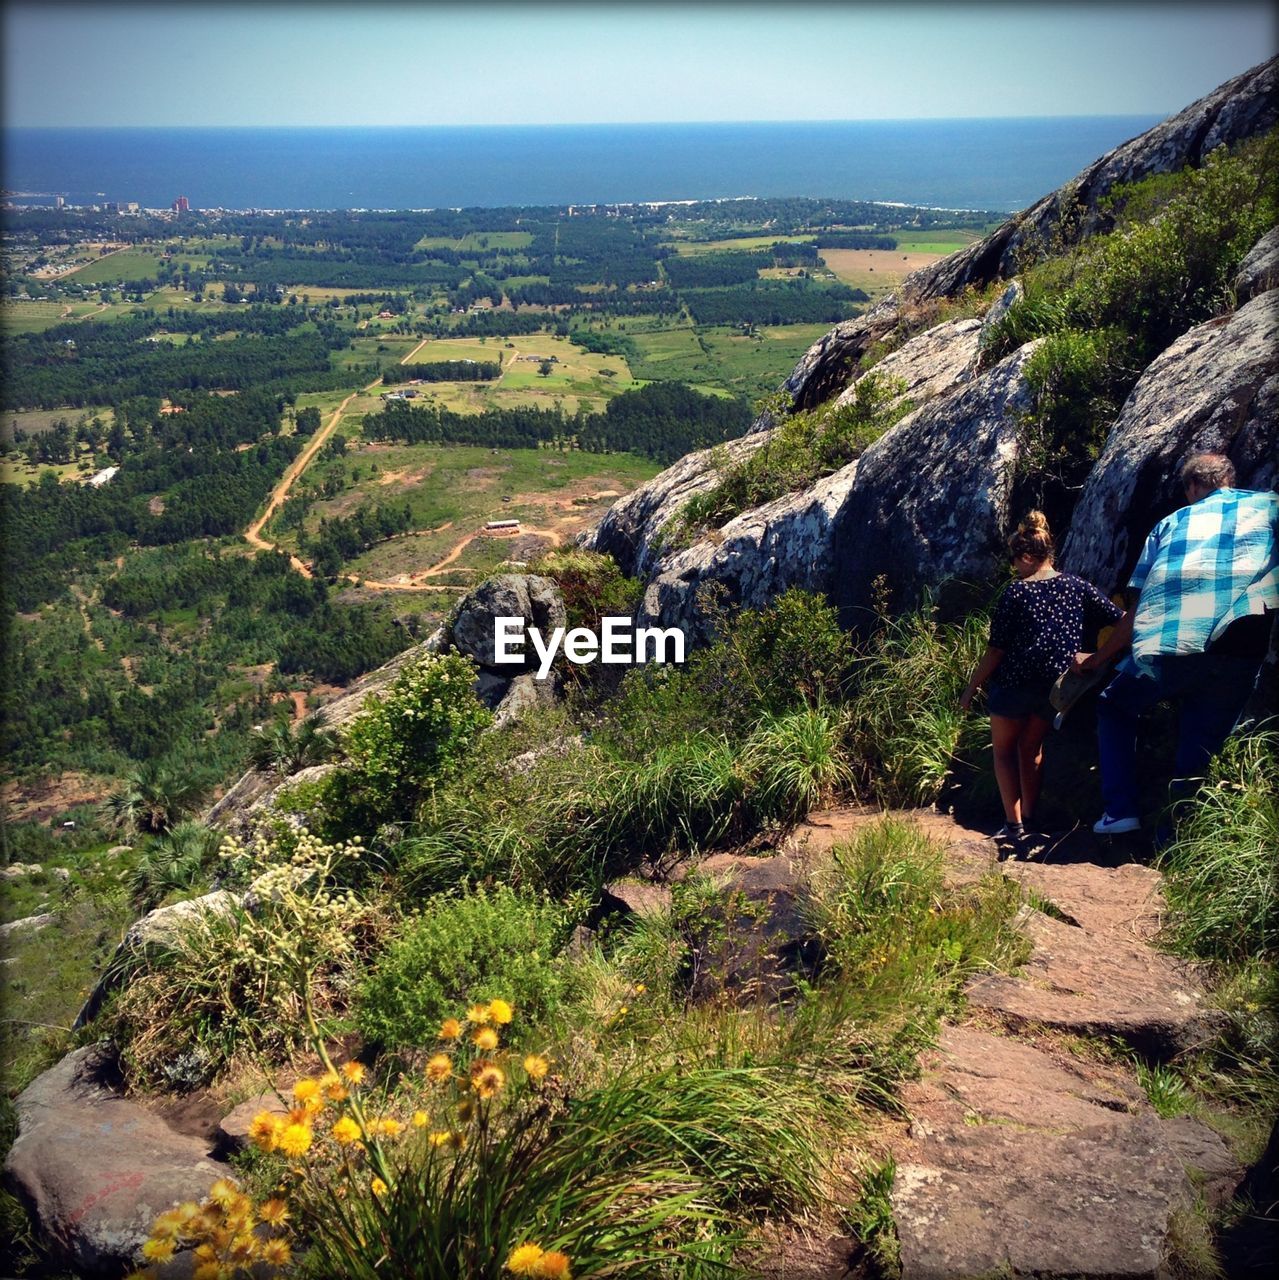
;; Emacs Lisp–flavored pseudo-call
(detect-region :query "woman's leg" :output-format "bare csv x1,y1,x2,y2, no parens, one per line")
1016,715,1052,826
990,714,1025,823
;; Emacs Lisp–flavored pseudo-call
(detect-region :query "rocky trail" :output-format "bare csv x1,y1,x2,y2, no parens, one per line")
773,807,1246,1280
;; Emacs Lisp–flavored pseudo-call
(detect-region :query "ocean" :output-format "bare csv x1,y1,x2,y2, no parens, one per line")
3,117,1162,213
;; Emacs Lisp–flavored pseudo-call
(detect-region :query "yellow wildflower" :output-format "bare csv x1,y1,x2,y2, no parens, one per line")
426,1053,453,1083
259,1197,289,1226
341,1061,366,1085
149,1211,183,1241
506,1242,545,1275
208,1178,240,1209
523,1054,550,1082
193,1263,222,1280
466,1002,491,1024
261,1237,293,1267
320,1070,348,1102
488,998,513,1024
537,1251,573,1279
447,1129,468,1150
292,1078,322,1106
248,1111,283,1152
457,1099,476,1123
471,1062,506,1100
412,1110,429,1128
439,1017,462,1040
472,1025,499,1052
429,1130,451,1147
331,1115,361,1146
371,1176,388,1197
229,1233,258,1262
369,1116,403,1138
277,1121,313,1157
142,1237,176,1263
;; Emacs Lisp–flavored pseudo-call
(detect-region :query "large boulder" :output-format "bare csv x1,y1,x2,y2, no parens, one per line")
1235,226,1279,305
448,573,566,670
636,461,860,643
3,1045,229,1276
834,317,981,413
829,339,1041,625
582,432,771,578
1060,288,1278,592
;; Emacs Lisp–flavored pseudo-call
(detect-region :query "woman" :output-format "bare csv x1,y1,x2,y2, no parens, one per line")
960,511,1124,845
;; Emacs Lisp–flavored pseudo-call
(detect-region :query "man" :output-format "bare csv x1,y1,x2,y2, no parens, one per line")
1074,453,1278,836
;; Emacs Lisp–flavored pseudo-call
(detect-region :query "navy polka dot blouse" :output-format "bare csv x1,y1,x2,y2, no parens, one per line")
989,573,1123,688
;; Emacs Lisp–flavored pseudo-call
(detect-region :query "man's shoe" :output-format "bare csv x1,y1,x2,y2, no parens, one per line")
1093,812,1140,836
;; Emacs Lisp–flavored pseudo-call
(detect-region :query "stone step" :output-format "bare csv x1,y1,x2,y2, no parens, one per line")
891,1025,1239,1280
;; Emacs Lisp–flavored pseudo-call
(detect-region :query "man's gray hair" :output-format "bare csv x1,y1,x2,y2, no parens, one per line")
1181,452,1235,492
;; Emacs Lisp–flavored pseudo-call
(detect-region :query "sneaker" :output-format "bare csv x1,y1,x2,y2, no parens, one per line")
1092,812,1140,836
994,822,1024,841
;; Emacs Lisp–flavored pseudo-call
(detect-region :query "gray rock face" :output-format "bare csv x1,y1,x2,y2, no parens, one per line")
782,297,902,411
1235,226,1279,304
3,1045,228,1275
783,58,1276,412
829,340,1040,625
449,574,566,670
637,461,859,643
1061,289,1279,592
582,432,771,578
0,913,55,939
834,317,981,413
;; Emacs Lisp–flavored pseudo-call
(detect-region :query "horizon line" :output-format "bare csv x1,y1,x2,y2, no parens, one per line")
6,112,1168,131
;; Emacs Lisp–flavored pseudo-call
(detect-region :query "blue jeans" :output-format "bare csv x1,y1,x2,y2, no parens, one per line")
1095,653,1262,821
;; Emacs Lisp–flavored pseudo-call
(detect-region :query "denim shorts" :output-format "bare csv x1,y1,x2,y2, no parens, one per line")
987,681,1055,722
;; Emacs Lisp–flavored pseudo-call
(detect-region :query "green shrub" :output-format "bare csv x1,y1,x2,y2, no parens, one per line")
357,886,572,1050
598,588,854,755
981,136,1276,524
850,605,990,806
529,548,642,632
1159,732,1279,964
807,818,1025,1072
339,651,492,824
669,373,909,543
130,820,221,908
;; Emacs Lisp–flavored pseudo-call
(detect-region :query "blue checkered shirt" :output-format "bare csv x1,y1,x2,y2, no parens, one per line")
1124,487,1278,675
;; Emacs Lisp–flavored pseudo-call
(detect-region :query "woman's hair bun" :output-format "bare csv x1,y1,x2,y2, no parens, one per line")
1008,509,1054,560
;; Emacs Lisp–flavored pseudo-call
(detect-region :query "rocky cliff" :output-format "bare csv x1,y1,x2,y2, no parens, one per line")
584,57,1278,639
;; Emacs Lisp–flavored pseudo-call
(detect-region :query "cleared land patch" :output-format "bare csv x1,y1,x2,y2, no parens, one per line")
285,442,658,588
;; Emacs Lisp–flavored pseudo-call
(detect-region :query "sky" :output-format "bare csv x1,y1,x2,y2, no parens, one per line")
4,1,1275,128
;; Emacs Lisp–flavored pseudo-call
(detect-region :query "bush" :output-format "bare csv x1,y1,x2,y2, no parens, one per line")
850,605,990,806
130,820,221,909
669,373,909,542
598,588,854,754
1159,732,1279,964
357,886,573,1051
108,830,379,1087
339,651,492,824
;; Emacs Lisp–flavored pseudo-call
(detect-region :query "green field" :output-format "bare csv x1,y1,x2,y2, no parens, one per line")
664,234,817,255
0,300,107,334
415,231,534,252
66,249,175,284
